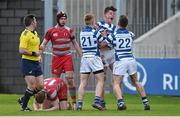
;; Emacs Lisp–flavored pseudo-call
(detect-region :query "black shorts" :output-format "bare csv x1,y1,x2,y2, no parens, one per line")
21,59,43,77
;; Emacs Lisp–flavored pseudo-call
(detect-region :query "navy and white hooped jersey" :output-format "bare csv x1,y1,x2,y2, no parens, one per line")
96,20,116,34
107,28,135,61
80,26,102,57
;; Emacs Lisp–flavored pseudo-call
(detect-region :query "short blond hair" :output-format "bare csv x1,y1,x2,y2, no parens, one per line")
84,13,94,25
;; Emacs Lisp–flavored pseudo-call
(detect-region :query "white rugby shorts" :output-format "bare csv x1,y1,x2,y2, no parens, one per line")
113,59,137,76
80,56,104,73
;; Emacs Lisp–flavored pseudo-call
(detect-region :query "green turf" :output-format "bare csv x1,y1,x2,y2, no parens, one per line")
0,93,179,116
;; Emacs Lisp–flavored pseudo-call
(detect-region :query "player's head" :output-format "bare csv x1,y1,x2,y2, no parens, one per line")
35,90,46,104
23,14,37,28
84,13,95,26
104,6,117,24
118,15,128,28
56,11,67,27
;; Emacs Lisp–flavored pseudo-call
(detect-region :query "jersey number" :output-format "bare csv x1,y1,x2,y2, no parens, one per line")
81,36,91,46
118,38,131,48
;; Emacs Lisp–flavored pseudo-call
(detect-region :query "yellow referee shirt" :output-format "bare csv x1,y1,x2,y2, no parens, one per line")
19,29,40,61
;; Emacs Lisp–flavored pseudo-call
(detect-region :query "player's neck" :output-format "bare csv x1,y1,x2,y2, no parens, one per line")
119,26,126,29
86,25,93,28
26,26,35,31
56,24,65,28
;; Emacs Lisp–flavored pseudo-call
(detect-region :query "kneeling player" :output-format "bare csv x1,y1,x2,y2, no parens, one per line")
77,13,105,111
34,77,69,111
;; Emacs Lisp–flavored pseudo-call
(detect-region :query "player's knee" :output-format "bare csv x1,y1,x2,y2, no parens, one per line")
130,77,138,86
131,81,139,87
27,79,38,89
65,72,73,78
28,83,37,90
66,77,74,87
37,84,43,91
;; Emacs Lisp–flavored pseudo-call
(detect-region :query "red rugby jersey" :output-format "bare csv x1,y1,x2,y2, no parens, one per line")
44,78,66,101
45,25,74,56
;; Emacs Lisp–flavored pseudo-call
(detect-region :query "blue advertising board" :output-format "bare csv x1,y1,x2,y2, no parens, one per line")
123,58,180,96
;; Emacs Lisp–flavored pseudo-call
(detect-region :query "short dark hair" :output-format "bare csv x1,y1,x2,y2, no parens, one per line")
35,90,46,104
104,6,117,14
118,15,128,28
23,14,36,27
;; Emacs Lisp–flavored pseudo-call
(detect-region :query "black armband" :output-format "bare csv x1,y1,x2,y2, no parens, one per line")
32,52,36,56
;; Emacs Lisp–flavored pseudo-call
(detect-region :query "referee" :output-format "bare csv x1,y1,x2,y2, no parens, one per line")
18,14,43,111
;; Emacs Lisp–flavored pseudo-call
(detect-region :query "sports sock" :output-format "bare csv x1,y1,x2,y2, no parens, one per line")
20,96,24,102
118,98,124,107
77,99,83,108
22,88,34,109
33,89,40,95
142,96,149,105
94,96,101,104
69,87,76,104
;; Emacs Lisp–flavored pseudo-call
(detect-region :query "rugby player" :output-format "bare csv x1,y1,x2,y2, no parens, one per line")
77,13,105,111
34,77,68,111
107,15,150,111
96,6,117,109
40,11,82,110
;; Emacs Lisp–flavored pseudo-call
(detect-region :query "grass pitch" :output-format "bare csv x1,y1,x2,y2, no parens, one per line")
0,93,179,116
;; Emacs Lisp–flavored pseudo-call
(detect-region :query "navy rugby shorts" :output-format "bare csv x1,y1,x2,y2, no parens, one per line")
21,59,43,77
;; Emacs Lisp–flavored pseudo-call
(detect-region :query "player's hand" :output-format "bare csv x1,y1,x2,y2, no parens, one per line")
99,41,107,49
39,45,45,51
101,30,108,37
35,50,43,57
39,55,42,63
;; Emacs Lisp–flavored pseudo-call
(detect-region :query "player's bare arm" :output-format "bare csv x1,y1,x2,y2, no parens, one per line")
42,98,60,111
40,38,49,51
33,98,41,111
71,39,82,57
98,30,108,49
19,47,41,57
